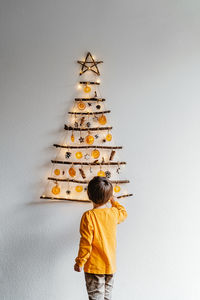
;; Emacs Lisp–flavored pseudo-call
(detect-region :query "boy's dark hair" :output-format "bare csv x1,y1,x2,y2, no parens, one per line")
87,176,113,205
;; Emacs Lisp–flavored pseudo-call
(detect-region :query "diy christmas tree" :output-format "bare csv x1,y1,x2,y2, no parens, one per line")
41,52,133,202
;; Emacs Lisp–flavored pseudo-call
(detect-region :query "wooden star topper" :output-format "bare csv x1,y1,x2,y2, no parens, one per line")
77,52,103,76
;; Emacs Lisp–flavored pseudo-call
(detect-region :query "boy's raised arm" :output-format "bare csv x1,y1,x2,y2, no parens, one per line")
110,197,128,224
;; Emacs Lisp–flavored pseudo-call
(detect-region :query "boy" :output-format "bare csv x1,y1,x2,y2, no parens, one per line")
74,176,127,300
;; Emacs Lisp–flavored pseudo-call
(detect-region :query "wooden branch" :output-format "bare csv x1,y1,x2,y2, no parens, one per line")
79,81,100,85
40,193,132,202
48,177,130,184
68,110,110,115
51,160,126,166
64,125,112,131
75,98,105,102
40,196,90,202
53,144,123,150
116,193,133,199
77,61,103,64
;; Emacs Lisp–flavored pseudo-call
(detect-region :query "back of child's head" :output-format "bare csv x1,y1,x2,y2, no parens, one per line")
87,176,113,205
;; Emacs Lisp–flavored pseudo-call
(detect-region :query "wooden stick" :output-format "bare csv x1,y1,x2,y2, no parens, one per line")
77,61,103,64
80,117,85,126
116,193,133,199
64,125,112,131
79,81,100,85
75,98,105,102
109,150,116,161
40,193,132,202
51,160,126,166
79,168,86,179
53,144,123,150
68,110,110,115
48,177,130,184
40,196,90,202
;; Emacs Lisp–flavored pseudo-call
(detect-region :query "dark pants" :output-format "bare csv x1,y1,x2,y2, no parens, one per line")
84,272,114,300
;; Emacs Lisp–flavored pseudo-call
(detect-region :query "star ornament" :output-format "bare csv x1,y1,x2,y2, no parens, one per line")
77,52,103,76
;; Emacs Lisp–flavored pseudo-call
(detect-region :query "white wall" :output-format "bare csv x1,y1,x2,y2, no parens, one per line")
1,0,200,299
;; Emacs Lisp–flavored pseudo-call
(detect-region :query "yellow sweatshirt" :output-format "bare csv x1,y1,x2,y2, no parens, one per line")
75,201,127,274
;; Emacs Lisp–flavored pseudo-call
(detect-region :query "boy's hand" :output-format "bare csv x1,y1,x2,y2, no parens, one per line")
110,196,117,206
74,263,82,272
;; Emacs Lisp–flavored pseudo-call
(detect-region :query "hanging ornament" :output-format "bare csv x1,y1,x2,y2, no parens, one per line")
75,151,83,159
84,186,88,192
77,52,103,76
71,133,75,142
102,139,106,143
116,167,121,174
65,179,71,195
89,166,93,173
84,85,91,93
109,150,116,161
95,134,99,139
75,185,83,192
105,171,111,178
86,122,91,128
62,170,65,175
54,169,60,176
98,114,107,125
92,149,100,159
101,157,105,163
84,153,90,160
96,104,101,110
94,91,97,98
88,102,92,107
98,170,105,177
80,117,85,126
77,101,86,110
106,133,112,142
114,185,121,193
69,166,76,177
116,162,121,174
65,151,72,159
93,115,98,121
79,168,86,179
79,136,84,143
52,184,60,195
85,134,94,145
74,122,79,128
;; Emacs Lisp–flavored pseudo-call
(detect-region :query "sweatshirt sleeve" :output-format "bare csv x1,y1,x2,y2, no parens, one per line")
112,200,128,224
75,211,94,267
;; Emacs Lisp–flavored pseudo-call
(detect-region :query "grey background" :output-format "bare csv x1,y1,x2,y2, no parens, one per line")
1,0,200,299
